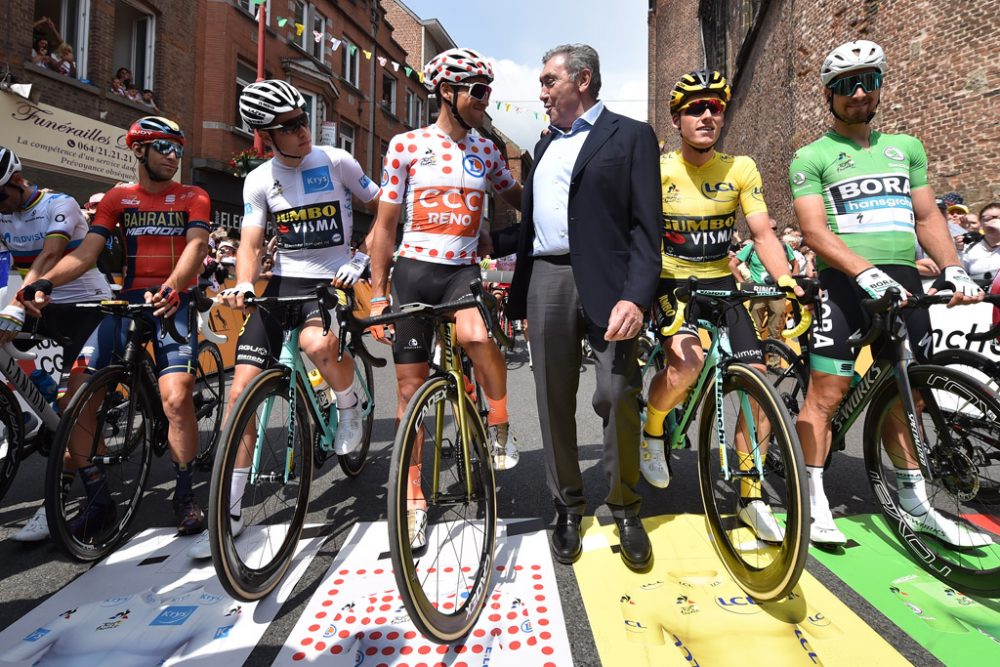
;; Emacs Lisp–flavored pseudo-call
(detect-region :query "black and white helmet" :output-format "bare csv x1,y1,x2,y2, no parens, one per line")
820,40,886,86
239,80,306,129
0,146,22,187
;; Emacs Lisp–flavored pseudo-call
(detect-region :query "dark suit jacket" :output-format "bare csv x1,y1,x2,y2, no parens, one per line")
494,108,662,328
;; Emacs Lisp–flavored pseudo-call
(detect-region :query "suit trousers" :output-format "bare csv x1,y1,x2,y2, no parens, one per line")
526,259,642,519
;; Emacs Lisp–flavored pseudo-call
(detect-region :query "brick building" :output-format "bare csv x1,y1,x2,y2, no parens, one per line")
0,0,198,203
648,0,1000,228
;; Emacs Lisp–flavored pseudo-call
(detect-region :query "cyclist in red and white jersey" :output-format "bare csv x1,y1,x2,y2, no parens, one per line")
367,48,524,548
23,116,212,538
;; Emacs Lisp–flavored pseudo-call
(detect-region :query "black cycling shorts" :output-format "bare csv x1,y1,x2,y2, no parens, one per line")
16,304,105,376
810,265,931,376
656,275,763,365
235,275,328,369
389,257,481,365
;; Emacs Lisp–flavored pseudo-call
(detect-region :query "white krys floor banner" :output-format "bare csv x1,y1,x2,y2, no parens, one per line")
0,525,325,666
276,519,572,666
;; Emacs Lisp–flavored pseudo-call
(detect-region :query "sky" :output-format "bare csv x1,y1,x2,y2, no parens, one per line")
397,0,649,149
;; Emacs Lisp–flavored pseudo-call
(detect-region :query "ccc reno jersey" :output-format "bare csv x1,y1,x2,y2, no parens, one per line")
660,150,767,279
381,126,515,266
0,189,110,303
91,182,211,291
242,146,380,278
789,130,927,269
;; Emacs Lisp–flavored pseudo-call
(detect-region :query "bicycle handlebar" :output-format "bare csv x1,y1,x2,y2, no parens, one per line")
849,290,1000,347
73,299,187,345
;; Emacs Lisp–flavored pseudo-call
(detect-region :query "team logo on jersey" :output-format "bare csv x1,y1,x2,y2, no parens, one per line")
419,148,437,167
121,197,142,206
751,185,765,201
701,181,738,202
381,168,390,187
807,611,833,627
244,202,253,215
274,202,345,250
463,155,486,178
358,174,373,190
23,628,50,642
676,595,700,615
884,146,905,161
412,187,483,238
120,210,189,236
715,595,761,615
150,605,198,626
828,174,912,214
165,194,176,204
662,183,681,204
791,171,807,186
302,166,334,194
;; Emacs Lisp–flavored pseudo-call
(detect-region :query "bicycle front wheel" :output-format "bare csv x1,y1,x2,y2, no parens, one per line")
209,368,312,601
194,339,225,469
698,363,808,601
46,366,154,561
338,349,375,478
387,375,497,642
863,365,1000,596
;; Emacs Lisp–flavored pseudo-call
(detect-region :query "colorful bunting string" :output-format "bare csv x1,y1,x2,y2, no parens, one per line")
495,100,549,122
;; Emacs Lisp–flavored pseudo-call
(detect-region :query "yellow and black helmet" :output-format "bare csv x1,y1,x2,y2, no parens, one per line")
669,70,731,113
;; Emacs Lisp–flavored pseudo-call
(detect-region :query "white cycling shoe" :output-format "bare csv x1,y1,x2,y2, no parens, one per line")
809,514,847,546
738,499,785,543
488,423,519,471
14,506,49,542
639,436,670,489
902,508,993,549
187,514,245,560
408,508,427,550
334,399,364,455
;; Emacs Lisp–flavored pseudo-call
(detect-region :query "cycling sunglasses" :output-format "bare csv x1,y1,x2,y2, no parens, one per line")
150,139,184,158
264,113,310,134
827,71,883,96
452,82,493,103
679,98,726,117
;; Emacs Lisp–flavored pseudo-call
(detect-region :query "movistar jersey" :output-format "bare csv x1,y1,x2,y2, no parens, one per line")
660,150,768,279
242,146,380,279
789,130,927,269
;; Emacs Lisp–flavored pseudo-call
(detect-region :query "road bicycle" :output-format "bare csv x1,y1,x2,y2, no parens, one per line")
364,280,511,642
656,277,815,601
206,285,381,601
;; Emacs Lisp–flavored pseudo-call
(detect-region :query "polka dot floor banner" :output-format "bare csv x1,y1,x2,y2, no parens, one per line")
275,518,571,666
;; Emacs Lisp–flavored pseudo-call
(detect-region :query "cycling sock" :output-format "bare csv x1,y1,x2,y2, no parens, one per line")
335,385,358,409
487,395,508,426
80,464,113,506
230,467,250,516
173,459,195,500
807,466,833,522
736,450,763,500
645,405,669,438
895,467,931,516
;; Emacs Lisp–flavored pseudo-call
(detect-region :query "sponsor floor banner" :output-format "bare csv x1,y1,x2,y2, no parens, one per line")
0,526,324,666
275,519,572,666
809,514,1000,666
573,513,908,666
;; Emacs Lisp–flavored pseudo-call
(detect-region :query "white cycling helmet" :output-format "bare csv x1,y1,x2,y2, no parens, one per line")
0,146,23,187
239,80,306,129
820,40,886,86
423,48,494,92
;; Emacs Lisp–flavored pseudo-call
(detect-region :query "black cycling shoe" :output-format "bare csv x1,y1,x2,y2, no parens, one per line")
68,502,118,542
173,494,206,536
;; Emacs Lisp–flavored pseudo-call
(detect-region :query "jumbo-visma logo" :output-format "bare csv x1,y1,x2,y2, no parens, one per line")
463,155,486,177
302,166,333,194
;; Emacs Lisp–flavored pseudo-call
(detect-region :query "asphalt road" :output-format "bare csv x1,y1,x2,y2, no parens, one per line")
0,337,941,666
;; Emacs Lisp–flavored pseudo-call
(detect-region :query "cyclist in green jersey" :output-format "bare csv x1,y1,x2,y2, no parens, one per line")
790,40,985,546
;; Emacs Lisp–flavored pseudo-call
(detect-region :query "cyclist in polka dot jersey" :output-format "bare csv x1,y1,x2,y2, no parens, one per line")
367,47,524,549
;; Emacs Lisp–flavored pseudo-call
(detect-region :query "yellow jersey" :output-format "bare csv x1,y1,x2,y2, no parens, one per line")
660,150,768,278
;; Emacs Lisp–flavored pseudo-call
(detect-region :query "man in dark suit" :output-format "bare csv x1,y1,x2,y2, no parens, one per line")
492,44,661,571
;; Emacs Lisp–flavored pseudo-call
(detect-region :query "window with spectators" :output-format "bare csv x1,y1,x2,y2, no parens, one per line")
33,0,91,78
236,0,270,16
110,0,156,90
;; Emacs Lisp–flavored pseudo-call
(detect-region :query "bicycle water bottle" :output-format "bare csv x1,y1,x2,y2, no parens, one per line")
308,369,333,410
29,369,59,412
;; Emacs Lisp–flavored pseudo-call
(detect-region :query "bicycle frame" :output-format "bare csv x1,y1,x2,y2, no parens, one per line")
0,342,61,435
428,321,478,500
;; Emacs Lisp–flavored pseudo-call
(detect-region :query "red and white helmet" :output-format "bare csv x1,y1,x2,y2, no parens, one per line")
820,40,886,86
422,48,493,92
125,116,185,147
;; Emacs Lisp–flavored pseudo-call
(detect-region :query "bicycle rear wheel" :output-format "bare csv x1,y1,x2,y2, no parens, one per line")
0,384,24,503
761,338,809,417
45,366,154,561
387,375,497,642
931,348,1000,395
194,339,225,469
209,368,312,601
338,349,375,478
863,365,1000,596
698,363,808,601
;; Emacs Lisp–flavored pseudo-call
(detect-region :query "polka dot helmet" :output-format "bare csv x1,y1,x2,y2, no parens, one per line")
422,48,494,92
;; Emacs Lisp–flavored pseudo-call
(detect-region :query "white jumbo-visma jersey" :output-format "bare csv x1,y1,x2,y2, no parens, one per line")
241,145,381,278
381,126,515,266
0,189,112,302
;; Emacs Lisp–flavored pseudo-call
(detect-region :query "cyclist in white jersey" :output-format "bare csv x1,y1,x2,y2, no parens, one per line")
0,146,112,542
192,80,380,558
367,48,524,548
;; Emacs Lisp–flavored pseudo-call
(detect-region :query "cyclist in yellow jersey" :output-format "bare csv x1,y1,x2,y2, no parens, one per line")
642,71,803,543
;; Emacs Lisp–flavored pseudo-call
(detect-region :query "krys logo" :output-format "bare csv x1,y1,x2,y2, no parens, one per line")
302,166,333,194
149,605,198,627
464,155,486,177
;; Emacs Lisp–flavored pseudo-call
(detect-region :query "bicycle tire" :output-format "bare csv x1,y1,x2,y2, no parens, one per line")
931,348,1000,394
387,375,497,642
698,363,808,601
761,338,809,417
863,364,1000,596
0,382,24,503
208,367,312,601
45,365,154,561
338,350,375,478
194,339,226,469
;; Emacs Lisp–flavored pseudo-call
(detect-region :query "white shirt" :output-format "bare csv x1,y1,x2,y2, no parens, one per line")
531,101,605,256
963,237,1000,281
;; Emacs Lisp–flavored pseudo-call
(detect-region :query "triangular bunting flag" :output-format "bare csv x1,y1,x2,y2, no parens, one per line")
404,66,412,77
295,23,304,36
391,61,399,71
330,37,342,51
377,56,387,67
349,44,358,55
495,101,501,110
277,16,287,27
313,31,323,43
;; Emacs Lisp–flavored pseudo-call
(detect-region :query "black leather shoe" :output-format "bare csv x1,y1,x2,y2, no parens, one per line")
615,516,652,571
550,514,583,564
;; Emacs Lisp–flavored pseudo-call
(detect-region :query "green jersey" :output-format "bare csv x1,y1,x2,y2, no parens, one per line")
789,130,928,269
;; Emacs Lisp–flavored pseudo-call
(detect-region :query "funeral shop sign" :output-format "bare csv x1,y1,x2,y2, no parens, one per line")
1,92,134,183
